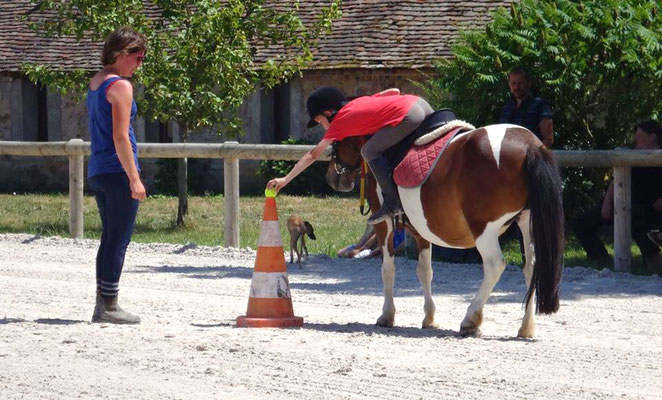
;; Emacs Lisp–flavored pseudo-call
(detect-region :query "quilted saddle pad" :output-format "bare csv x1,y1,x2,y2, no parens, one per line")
393,127,464,188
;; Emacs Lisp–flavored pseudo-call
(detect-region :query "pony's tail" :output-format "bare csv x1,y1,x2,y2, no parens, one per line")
524,146,564,314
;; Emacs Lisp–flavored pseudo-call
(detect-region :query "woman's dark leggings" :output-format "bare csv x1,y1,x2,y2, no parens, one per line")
88,172,139,298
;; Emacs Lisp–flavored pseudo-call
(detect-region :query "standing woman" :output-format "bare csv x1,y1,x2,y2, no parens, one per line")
87,27,147,324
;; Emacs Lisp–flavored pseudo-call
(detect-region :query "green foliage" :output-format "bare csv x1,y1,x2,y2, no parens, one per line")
22,0,342,136
257,137,333,195
420,0,662,219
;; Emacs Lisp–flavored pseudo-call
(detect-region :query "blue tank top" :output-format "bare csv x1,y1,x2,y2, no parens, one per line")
86,76,140,178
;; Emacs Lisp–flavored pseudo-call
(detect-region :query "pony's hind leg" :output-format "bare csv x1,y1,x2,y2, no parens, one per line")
460,214,514,336
415,238,437,328
516,209,536,338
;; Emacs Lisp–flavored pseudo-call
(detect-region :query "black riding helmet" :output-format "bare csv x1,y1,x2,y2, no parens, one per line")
306,86,348,128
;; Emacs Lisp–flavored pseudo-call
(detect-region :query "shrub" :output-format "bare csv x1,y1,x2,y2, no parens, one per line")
420,0,662,219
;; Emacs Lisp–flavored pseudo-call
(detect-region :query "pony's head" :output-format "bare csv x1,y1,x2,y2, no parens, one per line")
326,137,363,192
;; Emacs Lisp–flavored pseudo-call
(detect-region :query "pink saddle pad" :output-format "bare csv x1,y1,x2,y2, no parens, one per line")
393,127,462,188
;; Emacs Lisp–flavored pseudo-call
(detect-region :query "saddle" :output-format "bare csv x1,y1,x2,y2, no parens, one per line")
388,109,475,188
384,109,460,169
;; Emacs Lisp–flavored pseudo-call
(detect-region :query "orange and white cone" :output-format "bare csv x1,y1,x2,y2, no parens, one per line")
236,190,304,328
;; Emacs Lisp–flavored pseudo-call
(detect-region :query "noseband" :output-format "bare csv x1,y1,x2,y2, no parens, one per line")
331,141,362,175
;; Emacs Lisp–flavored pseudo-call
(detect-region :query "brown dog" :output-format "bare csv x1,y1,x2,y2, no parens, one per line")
286,215,316,265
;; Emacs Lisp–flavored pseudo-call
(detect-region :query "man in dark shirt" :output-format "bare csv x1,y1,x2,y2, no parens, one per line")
500,66,554,147
499,67,555,262
572,120,662,273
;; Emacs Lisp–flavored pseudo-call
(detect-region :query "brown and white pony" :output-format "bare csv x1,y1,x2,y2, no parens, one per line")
326,124,564,338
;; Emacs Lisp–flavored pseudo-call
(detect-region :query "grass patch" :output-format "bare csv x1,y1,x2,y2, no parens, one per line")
0,193,368,257
0,192,653,272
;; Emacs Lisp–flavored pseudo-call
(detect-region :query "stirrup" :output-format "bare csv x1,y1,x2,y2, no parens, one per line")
367,206,403,225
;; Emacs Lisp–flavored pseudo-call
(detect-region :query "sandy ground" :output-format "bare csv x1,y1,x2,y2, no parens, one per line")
1,233,662,400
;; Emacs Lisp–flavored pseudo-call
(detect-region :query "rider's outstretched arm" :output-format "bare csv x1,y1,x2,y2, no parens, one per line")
267,138,334,193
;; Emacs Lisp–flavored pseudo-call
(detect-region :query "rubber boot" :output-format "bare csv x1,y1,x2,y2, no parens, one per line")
92,290,141,324
367,156,404,225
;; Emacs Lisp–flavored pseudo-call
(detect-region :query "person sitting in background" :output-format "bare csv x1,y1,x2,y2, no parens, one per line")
337,224,405,259
572,120,662,274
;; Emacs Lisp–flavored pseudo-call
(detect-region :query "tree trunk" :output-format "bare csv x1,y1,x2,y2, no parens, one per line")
175,125,188,226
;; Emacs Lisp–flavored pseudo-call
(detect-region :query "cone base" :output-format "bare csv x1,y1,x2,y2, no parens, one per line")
236,315,304,328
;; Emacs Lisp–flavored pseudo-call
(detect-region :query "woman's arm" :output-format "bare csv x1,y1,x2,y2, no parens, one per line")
107,80,146,201
266,138,333,193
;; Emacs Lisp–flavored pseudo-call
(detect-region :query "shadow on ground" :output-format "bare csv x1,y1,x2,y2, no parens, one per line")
126,252,662,304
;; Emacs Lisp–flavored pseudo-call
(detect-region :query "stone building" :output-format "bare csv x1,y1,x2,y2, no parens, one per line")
0,0,511,193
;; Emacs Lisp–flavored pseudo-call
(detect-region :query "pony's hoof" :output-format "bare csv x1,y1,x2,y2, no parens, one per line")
459,327,481,337
376,315,394,328
517,327,535,339
422,320,438,329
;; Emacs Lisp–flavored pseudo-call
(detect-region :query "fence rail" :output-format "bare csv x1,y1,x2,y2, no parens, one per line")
1,139,661,272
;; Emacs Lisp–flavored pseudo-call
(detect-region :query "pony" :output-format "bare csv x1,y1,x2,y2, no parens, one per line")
325,124,564,338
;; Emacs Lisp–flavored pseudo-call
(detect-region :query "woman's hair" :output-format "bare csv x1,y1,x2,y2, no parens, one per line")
635,119,662,147
101,26,148,66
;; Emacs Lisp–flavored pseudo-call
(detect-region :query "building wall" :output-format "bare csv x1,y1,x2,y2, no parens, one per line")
0,68,433,194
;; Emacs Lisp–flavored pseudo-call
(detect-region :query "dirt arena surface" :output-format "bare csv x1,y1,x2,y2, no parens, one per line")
1,233,661,399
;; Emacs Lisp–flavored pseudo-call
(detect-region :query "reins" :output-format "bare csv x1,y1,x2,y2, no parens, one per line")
358,136,371,216
359,158,370,215
331,137,371,216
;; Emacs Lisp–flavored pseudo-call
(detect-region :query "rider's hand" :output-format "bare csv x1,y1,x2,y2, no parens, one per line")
266,177,288,193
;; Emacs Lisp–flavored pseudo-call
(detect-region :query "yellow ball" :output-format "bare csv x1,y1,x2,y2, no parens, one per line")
264,188,277,198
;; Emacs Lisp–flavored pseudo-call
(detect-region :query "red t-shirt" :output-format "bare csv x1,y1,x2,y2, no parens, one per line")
322,94,420,141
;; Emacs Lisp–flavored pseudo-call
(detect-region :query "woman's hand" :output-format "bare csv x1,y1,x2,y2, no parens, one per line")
266,177,288,193
130,178,147,201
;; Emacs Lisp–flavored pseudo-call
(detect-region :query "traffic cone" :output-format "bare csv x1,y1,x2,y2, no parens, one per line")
236,190,304,328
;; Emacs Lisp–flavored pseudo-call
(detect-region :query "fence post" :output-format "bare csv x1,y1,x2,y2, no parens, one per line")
613,166,631,272
67,139,84,239
224,141,240,248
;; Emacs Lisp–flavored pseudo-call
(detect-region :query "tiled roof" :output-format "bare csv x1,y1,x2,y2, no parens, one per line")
0,0,512,73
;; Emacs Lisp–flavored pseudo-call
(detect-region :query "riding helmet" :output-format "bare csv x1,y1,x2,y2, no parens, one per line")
306,86,348,128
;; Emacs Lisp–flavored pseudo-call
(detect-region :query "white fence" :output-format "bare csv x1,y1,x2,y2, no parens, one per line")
1,139,661,272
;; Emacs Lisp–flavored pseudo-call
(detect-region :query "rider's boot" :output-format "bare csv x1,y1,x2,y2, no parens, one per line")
367,156,404,225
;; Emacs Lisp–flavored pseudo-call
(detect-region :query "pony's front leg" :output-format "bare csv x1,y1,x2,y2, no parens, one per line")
517,210,536,338
377,250,396,327
460,219,509,337
416,240,437,328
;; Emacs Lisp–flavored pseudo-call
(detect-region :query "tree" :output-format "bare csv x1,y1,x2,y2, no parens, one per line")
23,0,342,225
420,0,662,219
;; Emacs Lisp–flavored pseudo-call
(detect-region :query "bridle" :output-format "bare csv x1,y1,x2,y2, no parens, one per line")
331,138,371,215
331,140,362,175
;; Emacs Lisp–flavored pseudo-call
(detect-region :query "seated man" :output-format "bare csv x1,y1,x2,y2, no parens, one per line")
337,223,405,259
572,120,662,273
